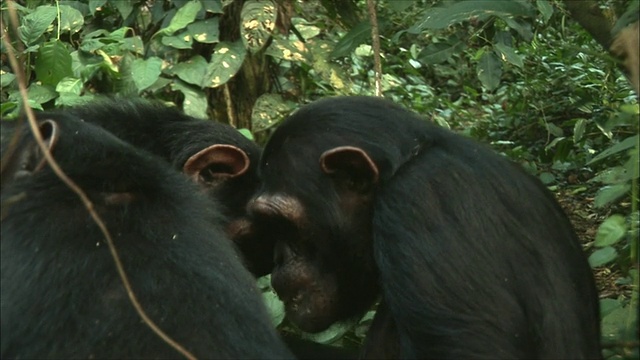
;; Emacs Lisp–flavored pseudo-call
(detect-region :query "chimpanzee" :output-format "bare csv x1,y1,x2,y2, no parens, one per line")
247,96,603,359
0,114,294,358
56,99,272,276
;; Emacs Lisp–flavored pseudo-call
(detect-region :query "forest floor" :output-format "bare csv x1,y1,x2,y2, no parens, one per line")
556,184,634,299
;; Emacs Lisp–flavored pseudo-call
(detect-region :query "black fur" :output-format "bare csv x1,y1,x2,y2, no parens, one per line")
250,96,602,359
0,114,293,359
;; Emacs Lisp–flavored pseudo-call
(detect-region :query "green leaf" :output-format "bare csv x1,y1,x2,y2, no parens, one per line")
187,18,220,44
108,0,134,19
55,93,94,107
58,5,84,34
27,83,58,106
262,289,285,327
588,246,618,268
238,128,254,141
387,0,414,13
418,41,465,64
594,215,627,247
131,57,163,92
157,1,202,36
331,20,371,59
203,41,246,88
171,80,208,119
545,123,563,137
494,43,523,68
536,0,553,24
35,40,73,86
1,72,16,88
591,166,636,184
161,32,194,49
251,93,297,132
169,55,208,87
477,51,502,91
264,37,309,62
241,0,277,53
410,0,535,31
573,118,587,142
89,0,107,16
19,5,57,46
539,172,555,185
202,0,224,14
502,17,533,41
600,298,623,318
300,318,357,344
121,36,145,55
55,77,83,95
587,135,639,165
594,184,631,208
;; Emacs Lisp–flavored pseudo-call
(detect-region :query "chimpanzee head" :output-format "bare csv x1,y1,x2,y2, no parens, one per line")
246,97,430,332
249,145,381,332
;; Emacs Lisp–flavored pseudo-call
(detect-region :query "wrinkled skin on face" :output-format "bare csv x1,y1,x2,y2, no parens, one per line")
248,146,381,333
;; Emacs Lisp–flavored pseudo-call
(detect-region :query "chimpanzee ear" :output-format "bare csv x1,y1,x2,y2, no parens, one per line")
32,120,59,172
320,146,379,191
183,144,250,186
7,119,60,180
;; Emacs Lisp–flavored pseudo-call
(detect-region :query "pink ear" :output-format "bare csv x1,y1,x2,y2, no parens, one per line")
34,120,59,172
320,146,379,185
183,144,250,185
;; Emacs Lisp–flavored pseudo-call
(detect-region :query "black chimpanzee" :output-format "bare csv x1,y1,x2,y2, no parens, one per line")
58,99,272,276
0,114,293,359
247,96,603,359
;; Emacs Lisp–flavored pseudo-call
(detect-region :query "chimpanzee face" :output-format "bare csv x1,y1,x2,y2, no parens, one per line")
248,145,381,333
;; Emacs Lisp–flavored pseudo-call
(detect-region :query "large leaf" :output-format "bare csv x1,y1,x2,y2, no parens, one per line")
187,18,220,44
587,135,638,165
240,0,277,54
264,37,309,62
494,43,523,68
35,40,73,86
331,20,371,59
161,31,194,49
202,0,224,14
88,0,107,16
19,5,57,46
203,41,246,88
476,51,501,91
27,83,58,107
58,5,84,34
156,1,201,36
536,0,553,24
411,0,535,32
171,81,208,119
131,57,163,92
588,247,618,268
55,77,83,95
108,0,134,19
418,40,465,64
594,184,631,208
251,93,297,132
169,55,208,87
594,215,628,247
